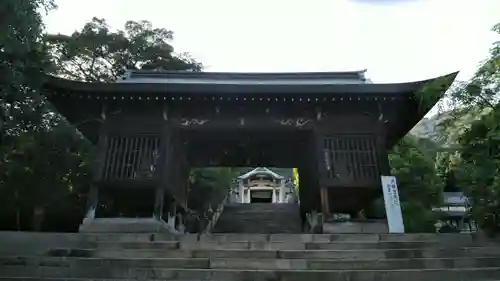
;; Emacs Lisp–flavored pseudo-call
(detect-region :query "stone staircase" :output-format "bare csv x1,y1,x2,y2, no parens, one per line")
1,232,500,280
212,203,302,233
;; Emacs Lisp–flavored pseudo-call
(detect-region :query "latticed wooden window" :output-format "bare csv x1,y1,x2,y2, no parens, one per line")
102,134,161,180
322,135,379,183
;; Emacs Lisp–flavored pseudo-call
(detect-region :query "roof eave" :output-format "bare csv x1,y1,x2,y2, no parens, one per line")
42,72,458,96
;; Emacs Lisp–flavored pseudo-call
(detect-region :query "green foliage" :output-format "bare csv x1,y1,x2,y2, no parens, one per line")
0,0,92,231
1,122,92,230
45,18,202,82
1,0,55,136
442,23,500,127
438,22,500,235
413,74,457,112
389,136,444,232
455,109,500,234
188,168,238,213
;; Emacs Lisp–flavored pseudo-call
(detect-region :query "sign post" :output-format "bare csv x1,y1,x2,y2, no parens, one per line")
381,176,405,233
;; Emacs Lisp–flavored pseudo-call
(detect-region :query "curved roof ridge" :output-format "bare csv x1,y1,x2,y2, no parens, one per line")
125,69,368,75
120,69,369,82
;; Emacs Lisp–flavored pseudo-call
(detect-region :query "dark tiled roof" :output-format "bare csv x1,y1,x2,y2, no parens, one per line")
43,71,457,96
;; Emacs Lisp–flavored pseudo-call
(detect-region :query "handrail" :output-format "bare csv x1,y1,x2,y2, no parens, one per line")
201,194,229,235
80,206,96,226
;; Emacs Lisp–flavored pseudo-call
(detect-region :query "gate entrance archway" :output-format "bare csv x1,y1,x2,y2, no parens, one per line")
179,129,320,220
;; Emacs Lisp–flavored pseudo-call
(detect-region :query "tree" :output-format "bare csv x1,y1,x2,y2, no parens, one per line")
1,0,55,230
449,24,500,114
45,18,202,82
439,22,500,234
188,168,236,213
455,110,500,234
0,0,94,231
388,136,444,232
0,0,55,137
1,121,92,231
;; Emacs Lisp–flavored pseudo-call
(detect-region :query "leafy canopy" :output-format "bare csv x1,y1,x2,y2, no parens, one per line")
45,17,202,82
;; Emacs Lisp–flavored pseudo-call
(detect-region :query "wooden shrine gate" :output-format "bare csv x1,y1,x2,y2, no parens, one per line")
41,70,457,231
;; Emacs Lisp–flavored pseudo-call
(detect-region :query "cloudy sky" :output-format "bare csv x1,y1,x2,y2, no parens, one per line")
44,0,499,83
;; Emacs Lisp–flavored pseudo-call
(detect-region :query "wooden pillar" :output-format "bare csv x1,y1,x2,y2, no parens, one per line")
248,189,252,203
93,105,109,182
239,181,244,203
279,182,285,203
320,186,330,216
377,101,390,175
153,187,165,220
314,130,327,214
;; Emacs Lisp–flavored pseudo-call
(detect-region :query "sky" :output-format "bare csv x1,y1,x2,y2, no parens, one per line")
44,0,499,83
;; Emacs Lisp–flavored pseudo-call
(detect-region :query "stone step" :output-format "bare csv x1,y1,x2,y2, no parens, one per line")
193,233,495,243
219,206,298,210
47,246,500,260
79,218,176,234
2,255,500,271
0,276,172,281
82,241,181,250
212,203,302,233
10,232,484,245
1,278,500,281
41,238,500,253
1,266,500,281
0,256,209,269
46,248,192,259
210,256,500,270
224,203,299,209
0,279,157,281
85,237,498,251
220,210,300,215
181,240,499,250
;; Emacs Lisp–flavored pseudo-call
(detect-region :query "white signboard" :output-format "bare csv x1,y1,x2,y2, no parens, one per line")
381,176,405,233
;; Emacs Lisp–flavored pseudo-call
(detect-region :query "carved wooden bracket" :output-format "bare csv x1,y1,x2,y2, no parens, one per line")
276,118,313,127
179,119,209,126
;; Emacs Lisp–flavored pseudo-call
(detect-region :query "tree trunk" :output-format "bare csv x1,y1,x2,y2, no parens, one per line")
15,190,20,231
16,209,20,231
32,206,45,232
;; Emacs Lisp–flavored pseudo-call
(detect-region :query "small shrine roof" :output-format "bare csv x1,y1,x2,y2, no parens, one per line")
238,167,284,179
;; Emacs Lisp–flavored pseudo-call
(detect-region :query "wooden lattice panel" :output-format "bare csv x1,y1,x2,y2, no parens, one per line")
102,134,161,180
322,135,379,184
